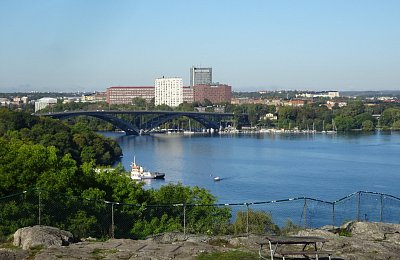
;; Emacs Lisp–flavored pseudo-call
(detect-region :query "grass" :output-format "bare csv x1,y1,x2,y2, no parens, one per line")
28,245,44,260
0,242,19,249
338,229,352,237
207,238,237,248
196,250,258,260
91,248,119,260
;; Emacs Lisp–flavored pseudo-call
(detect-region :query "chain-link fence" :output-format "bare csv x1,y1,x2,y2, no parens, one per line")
1,189,399,240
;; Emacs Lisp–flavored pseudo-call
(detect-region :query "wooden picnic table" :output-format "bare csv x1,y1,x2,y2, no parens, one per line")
257,235,333,260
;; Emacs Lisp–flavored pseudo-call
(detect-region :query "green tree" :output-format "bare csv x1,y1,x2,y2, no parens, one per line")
233,209,279,235
334,115,355,131
381,108,400,128
392,120,400,130
362,120,374,131
132,97,147,110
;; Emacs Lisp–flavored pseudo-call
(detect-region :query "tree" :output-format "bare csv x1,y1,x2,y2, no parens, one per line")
392,120,400,130
354,113,375,129
334,115,355,131
233,209,279,235
203,99,213,107
362,120,374,131
177,102,194,112
381,108,400,128
132,97,147,110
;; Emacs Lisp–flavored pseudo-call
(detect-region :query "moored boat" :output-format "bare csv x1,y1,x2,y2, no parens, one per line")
130,157,165,180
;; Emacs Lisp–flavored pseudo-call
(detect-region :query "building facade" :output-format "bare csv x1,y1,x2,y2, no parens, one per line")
190,67,212,86
183,86,194,103
106,86,154,104
155,77,183,107
34,97,57,112
193,84,232,104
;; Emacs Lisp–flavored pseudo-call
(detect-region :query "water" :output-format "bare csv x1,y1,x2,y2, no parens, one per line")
103,132,400,204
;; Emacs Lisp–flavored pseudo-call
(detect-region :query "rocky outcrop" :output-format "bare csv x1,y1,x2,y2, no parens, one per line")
295,221,400,260
345,221,400,241
13,225,74,250
5,222,400,259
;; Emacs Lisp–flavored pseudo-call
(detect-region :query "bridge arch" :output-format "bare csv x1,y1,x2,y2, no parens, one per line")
42,110,235,135
47,112,140,135
141,113,220,133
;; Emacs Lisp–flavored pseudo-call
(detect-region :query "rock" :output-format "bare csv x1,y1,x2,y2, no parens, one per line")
7,222,400,259
13,225,74,250
0,248,28,260
146,231,188,243
345,221,400,241
296,228,339,240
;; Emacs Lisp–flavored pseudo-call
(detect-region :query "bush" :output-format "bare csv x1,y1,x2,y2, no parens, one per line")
233,209,279,235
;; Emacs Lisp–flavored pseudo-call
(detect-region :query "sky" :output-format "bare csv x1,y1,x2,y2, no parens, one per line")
0,0,399,92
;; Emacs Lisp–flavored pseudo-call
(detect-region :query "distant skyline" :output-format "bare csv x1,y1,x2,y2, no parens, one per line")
0,0,399,92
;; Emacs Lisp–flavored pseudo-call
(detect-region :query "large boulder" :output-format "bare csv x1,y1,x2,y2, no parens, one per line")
13,225,74,250
345,221,400,241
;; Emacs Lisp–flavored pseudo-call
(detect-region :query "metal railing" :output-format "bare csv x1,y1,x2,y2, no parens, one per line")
1,189,399,239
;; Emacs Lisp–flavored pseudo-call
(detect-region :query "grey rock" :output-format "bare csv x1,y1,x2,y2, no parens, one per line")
13,225,74,250
0,248,28,260
345,221,400,241
7,222,400,259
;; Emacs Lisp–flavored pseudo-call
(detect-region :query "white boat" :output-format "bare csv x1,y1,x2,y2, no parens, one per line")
210,174,221,181
130,157,165,180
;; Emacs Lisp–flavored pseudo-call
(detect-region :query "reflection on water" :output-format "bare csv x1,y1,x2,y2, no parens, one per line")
103,132,400,204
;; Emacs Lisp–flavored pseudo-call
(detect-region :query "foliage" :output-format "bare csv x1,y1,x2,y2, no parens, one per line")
338,229,352,237
0,109,233,240
130,184,231,239
280,219,302,235
380,108,400,127
0,144,230,239
362,120,374,131
392,120,400,130
0,109,122,166
233,209,280,235
196,250,258,260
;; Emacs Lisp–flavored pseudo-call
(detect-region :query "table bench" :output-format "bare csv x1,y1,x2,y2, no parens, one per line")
257,235,334,260
279,250,333,259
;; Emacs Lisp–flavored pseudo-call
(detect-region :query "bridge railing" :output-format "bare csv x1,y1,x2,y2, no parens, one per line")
1,189,399,240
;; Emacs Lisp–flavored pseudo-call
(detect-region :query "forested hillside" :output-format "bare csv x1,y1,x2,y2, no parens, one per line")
0,109,230,239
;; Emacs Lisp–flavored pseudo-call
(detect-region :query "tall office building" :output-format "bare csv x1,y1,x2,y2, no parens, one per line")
190,67,212,86
155,77,183,107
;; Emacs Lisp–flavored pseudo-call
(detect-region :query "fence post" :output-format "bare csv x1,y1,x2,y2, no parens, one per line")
380,194,383,222
183,204,186,237
111,202,115,239
38,189,41,226
357,192,361,222
245,203,249,236
332,203,335,227
303,198,307,228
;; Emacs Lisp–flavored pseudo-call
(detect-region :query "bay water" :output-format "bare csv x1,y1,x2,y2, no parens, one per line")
104,131,400,204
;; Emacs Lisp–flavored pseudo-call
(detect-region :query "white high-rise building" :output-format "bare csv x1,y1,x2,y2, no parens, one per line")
155,77,183,107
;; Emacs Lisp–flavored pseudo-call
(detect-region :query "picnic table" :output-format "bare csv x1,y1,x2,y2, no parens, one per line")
257,235,333,260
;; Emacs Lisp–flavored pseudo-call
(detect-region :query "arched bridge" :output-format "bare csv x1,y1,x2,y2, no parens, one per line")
41,110,237,135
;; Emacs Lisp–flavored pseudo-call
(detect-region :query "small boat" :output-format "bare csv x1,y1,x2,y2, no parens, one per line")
213,176,221,181
130,157,165,180
210,174,221,181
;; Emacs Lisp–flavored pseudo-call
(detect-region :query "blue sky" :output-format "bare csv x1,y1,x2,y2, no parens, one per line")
0,0,399,92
